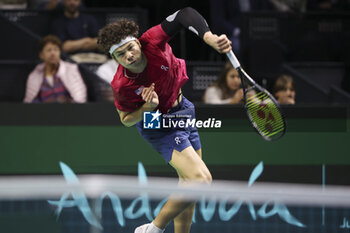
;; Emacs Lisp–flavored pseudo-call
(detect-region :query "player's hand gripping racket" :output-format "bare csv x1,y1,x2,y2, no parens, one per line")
226,51,286,141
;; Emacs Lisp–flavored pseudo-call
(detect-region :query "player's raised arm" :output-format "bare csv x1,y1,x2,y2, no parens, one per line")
161,7,232,53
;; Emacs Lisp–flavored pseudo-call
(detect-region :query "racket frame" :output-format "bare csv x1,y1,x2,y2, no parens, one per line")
226,51,286,141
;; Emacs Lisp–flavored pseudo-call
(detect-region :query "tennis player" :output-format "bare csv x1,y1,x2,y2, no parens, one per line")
97,7,231,233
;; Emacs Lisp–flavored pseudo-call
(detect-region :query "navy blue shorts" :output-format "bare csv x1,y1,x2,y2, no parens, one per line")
136,96,201,163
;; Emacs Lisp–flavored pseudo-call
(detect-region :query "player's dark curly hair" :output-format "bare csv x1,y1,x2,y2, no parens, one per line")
97,19,139,55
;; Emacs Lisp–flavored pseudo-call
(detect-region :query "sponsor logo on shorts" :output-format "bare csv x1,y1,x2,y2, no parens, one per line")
174,137,181,145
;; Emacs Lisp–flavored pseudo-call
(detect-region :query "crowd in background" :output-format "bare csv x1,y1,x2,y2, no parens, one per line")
0,0,349,104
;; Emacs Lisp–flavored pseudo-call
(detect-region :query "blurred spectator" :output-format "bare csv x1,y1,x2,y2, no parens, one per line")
27,0,86,10
28,0,85,10
203,62,244,104
96,59,118,84
39,0,61,9
0,0,27,9
307,0,335,11
315,0,333,10
95,59,119,102
307,0,350,11
27,0,61,9
51,0,106,63
209,0,269,56
272,74,296,104
24,35,87,103
268,0,307,12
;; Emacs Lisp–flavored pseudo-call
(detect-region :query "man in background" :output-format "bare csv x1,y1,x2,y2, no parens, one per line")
51,0,106,63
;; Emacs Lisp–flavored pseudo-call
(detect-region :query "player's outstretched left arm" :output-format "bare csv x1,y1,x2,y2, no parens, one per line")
161,7,231,54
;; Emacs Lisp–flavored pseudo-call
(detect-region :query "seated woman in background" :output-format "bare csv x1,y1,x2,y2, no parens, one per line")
24,35,87,103
203,62,244,104
272,74,296,105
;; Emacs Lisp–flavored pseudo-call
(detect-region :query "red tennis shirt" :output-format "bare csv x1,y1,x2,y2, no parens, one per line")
111,24,189,113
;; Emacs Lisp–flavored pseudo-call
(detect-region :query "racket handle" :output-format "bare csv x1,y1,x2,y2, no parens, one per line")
226,51,241,69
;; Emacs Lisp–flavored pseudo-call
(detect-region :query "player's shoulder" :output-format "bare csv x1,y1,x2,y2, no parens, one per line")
143,24,163,35
139,24,169,45
111,67,129,89
111,67,122,85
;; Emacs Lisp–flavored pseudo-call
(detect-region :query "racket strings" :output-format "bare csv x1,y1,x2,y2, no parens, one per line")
246,92,285,139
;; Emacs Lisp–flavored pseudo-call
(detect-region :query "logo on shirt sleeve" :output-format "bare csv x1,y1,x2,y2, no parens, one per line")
143,110,162,129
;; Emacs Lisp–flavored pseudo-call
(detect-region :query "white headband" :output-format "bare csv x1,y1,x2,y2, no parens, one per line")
109,36,137,55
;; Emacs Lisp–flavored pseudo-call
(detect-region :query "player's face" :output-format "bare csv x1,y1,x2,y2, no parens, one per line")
113,40,143,70
275,82,296,104
226,68,241,91
39,42,61,65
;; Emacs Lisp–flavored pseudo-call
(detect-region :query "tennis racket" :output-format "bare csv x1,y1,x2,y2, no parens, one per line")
226,51,286,141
